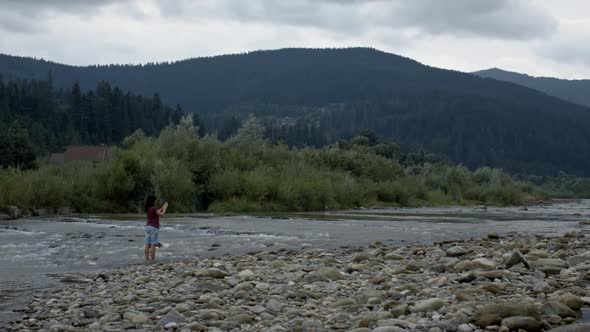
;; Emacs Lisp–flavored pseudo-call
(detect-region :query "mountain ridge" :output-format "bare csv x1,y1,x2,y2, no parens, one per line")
474,67,590,108
1,47,590,176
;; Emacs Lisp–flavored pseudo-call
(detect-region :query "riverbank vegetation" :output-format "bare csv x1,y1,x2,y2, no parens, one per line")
0,115,545,214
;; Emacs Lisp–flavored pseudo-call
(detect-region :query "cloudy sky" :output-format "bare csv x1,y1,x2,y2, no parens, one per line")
1,0,589,79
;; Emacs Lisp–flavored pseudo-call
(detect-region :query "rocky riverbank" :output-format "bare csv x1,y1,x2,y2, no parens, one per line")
8,231,590,332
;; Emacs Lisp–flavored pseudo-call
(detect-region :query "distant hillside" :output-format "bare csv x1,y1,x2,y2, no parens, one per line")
1,48,590,176
474,68,590,108
0,78,184,156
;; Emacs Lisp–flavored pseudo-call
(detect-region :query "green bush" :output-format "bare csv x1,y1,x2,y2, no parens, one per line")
0,121,549,213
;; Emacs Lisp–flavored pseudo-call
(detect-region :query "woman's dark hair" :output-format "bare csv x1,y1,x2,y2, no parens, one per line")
145,195,156,213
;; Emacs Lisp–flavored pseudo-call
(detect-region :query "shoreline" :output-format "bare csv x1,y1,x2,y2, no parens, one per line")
2,197,582,223
8,231,590,332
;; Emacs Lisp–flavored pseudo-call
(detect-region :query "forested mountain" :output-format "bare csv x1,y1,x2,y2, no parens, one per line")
0,77,185,158
1,48,590,176
474,68,590,108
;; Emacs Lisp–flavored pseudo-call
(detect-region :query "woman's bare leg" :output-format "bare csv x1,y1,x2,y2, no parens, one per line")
144,244,150,260
149,245,156,261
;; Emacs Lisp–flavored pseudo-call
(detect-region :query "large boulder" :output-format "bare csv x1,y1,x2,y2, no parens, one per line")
446,246,467,257
200,268,229,279
505,249,530,269
559,294,584,311
535,258,568,268
455,258,496,271
501,316,543,331
410,298,444,313
472,302,541,328
123,312,149,324
540,302,577,318
318,267,344,280
157,308,186,326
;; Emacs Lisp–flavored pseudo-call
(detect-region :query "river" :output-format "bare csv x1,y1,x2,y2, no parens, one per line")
1,200,589,327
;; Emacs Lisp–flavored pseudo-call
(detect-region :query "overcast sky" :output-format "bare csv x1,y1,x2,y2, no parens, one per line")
1,0,589,79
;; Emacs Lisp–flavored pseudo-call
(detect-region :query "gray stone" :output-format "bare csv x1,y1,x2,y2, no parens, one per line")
533,280,553,293
201,268,229,279
559,294,584,311
372,327,409,332
456,323,473,332
318,267,344,280
488,232,500,239
501,316,542,331
225,313,254,324
158,308,186,326
410,298,444,313
7,206,21,219
455,258,496,271
238,269,255,280
446,246,467,257
541,302,577,318
388,303,408,318
505,249,530,269
123,312,149,324
266,298,285,313
535,258,568,269
473,301,541,327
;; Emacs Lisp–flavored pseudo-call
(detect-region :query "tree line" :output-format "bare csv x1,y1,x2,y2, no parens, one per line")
0,115,545,214
0,77,190,168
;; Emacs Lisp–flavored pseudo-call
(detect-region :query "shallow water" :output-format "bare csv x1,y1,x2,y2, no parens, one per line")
1,200,589,327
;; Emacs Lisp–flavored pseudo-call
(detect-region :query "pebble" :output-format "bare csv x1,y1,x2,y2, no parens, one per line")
8,232,590,332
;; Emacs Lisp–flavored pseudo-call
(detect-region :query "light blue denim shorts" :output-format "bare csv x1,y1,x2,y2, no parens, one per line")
145,226,159,245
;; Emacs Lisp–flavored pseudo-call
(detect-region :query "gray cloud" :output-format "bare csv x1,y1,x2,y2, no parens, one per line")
152,0,558,41
538,37,590,67
0,0,558,40
0,0,587,79
391,0,558,40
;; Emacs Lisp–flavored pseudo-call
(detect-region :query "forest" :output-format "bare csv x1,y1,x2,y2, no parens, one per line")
0,113,546,214
0,76,187,160
2,48,590,176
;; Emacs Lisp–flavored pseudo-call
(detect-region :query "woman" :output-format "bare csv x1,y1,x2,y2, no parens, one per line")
144,195,168,261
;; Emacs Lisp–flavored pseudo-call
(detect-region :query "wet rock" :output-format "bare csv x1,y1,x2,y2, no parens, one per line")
541,302,577,318
501,316,542,331
559,294,584,311
472,302,541,328
60,274,93,283
488,232,500,239
505,249,530,269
